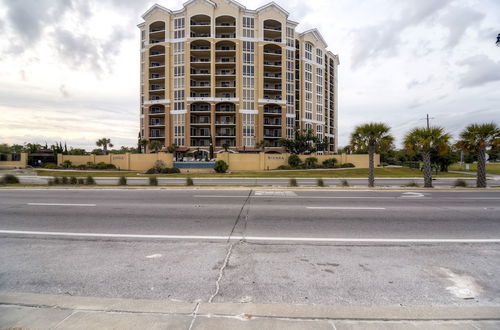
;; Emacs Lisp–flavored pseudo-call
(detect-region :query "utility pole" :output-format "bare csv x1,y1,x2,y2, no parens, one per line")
422,114,434,129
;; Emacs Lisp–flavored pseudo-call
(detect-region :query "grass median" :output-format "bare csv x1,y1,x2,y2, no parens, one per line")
37,167,474,178
449,162,500,175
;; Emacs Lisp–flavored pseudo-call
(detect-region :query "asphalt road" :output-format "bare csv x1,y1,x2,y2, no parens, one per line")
17,175,493,187
1,189,499,306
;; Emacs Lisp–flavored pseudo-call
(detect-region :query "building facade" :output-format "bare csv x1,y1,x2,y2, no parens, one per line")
138,0,339,153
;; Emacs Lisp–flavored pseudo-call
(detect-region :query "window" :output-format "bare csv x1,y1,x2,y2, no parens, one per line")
243,17,254,38
316,48,323,65
174,17,185,39
305,42,313,60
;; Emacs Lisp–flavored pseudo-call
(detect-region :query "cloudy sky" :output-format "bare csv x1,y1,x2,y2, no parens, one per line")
0,0,499,150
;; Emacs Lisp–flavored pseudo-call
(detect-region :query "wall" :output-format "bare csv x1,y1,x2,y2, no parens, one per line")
0,153,28,169
216,153,378,171
58,153,173,171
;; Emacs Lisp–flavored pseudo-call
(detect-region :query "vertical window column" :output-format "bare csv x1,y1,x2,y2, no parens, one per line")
173,41,185,146
242,40,255,147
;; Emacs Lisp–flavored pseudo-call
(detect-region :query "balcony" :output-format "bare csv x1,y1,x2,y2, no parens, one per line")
191,70,210,76
191,46,210,50
190,33,211,38
149,74,165,80
264,38,282,43
216,70,236,76
149,121,165,127
215,34,236,39
190,57,210,63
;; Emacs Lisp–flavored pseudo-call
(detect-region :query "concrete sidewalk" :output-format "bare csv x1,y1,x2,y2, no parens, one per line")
1,292,500,329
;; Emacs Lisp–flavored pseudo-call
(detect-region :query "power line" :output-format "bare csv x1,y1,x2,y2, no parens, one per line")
421,114,435,129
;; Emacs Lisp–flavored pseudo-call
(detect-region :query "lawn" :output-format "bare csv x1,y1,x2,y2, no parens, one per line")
449,163,500,175
37,167,473,178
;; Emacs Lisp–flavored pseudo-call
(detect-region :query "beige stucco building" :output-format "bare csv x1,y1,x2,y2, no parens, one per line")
138,0,339,153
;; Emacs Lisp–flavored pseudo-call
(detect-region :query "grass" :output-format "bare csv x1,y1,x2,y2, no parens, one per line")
37,167,474,178
449,162,500,175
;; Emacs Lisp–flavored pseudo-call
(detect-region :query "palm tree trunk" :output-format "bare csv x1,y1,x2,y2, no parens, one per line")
368,144,375,187
477,146,487,188
422,150,432,188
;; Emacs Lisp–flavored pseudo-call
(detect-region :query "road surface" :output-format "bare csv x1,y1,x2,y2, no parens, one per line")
1,188,499,306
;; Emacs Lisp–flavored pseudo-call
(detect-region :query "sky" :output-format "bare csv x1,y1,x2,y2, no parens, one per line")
0,0,499,150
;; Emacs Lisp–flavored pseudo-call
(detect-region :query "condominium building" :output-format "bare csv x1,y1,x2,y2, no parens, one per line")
138,0,339,153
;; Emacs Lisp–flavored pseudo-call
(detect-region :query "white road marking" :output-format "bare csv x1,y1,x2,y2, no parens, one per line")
27,203,96,207
307,207,386,210
146,254,162,259
400,192,425,198
0,230,499,243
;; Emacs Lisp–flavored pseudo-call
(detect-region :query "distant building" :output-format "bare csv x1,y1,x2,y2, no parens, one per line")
138,0,339,153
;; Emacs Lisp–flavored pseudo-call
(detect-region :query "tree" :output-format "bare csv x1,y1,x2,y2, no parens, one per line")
138,138,149,154
350,123,394,187
404,127,451,188
95,138,113,155
255,139,270,153
455,122,500,188
148,140,163,153
279,128,319,154
166,144,178,153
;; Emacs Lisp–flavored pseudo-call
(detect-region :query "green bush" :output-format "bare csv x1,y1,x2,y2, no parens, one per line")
340,179,350,187
77,178,85,185
340,163,355,168
95,162,116,170
288,154,301,168
61,160,73,168
47,179,54,186
404,181,419,187
161,167,181,174
277,165,292,170
0,174,20,184
317,178,326,187
214,160,228,173
118,176,127,185
170,167,180,173
53,177,61,185
85,176,95,185
153,160,166,172
149,176,158,186
43,163,58,169
289,178,298,187
146,168,156,174
61,176,68,184
453,179,468,187
77,164,87,170
69,176,77,185
304,157,318,169
186,177,194,186
322,158,337,168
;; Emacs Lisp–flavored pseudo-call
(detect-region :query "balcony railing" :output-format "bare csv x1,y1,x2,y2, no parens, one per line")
190,22,211,26
264,61,282,66
150,121,165,126
264,73,282,78
191,33,211,38
263,26,282,31
264,50,282,55
191,70,210,75
216,71,236,75
190,82,210,87
264,38,282,43
150,39,164,44
216,23,235,27
191,46,210,50
150,28,165,33
216,47,235,51
191,58,210,63
150,52,165,56
215,121,235,125
216,34,236,38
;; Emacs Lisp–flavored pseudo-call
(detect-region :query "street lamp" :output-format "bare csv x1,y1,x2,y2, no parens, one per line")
497,34,500,47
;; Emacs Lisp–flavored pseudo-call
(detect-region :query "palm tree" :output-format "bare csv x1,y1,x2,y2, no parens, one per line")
350,123,394,187
148,140,163,153
138,138,149,153
456,122,500,188
255,139,271,153
403,127,451,188
95,138,113,155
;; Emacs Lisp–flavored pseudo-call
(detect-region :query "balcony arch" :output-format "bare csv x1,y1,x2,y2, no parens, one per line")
215,15,235,38
149,104,165,115
190,102,211,112
191,39,211,50
149,21,166,44
149,45,165,56
263,19,282,42
263,104,282,114
190,14,211,38
215,102,236,112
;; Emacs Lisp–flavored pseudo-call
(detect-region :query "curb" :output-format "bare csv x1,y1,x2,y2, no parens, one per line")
1,292,500,321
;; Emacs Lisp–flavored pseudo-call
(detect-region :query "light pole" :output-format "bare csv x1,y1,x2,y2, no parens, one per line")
497,34,500,47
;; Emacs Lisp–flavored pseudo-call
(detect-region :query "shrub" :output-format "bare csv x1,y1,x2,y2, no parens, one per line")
322,158,337,168
304,157,318,169
61,176,68,184
214,160,228,173
154,160,166,173
149,176,158,186
61,160,73,168
317,178,326,187
118,176,127,185
161,167,181,174
340,179,350,187
340,163,355,168
454,179,468,188
69,176,77,185
53,177,61,185
186,177,194,186
47,179,54,186
0,174,20,184
277,165,291,170
43,163,58,169
289,178,298,187
85,176,95,185
146,168,156,174
94,162,116,170
404,181,419,187
77,164,87,170
77,178,85,185
169,167,180,173
288,154,301,168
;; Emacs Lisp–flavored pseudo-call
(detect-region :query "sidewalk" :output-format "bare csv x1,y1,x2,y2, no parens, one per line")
1,292,500,329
